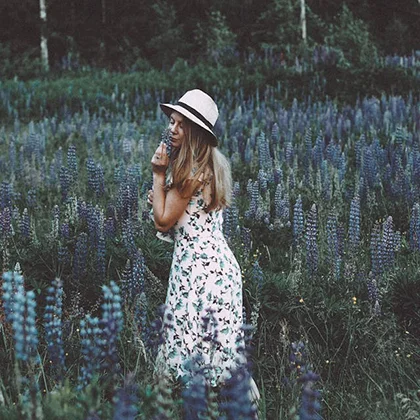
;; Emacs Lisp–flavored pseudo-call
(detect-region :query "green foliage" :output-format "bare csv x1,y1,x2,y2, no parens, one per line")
147,0,192,68
255,0,301,52
194,10,238,66
325,4,379,68
0,42,43,80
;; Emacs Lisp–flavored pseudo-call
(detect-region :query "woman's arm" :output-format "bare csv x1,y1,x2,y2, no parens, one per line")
151,144,200,232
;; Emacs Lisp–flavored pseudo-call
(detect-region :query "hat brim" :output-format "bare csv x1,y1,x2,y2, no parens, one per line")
160,103,218,147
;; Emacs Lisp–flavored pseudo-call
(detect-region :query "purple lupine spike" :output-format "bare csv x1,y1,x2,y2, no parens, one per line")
78,314,102,390
0,181,13,210
77,200,88,224
367,272,381,316
298,371,322,420
20,208,30,239
67,144,78,183
305,204,318,274
122,217,137,257
97,232,106,280
3,271,39,363
321,160,331,201
2,270,25,323
73,232,88,284
382,216,395,271
219,363,257,419
95,163,105,196
258,169,268,195
182,355,208,420
370,221,383,279
44,278,65,380
86,203,100,249
59,166,71,202
1,206,12,240
113,374,139,420
257,132,272,172
100,281,123,374
326,210,339,265
133,291,149,345
122,251,146,303
348,195,361,251
293,195,304,244
86,157,97,193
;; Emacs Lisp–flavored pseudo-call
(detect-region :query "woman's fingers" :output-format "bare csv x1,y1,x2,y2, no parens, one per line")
147,189,154,205
151,143,169,173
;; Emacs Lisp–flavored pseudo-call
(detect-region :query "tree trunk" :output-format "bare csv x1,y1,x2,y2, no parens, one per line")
39,0,49,71
300,0,307,43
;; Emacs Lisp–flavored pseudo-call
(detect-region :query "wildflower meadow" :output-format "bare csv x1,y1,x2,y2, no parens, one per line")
1,59,420,419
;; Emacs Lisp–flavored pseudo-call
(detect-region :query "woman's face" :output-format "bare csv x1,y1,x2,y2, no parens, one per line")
168,111,186,149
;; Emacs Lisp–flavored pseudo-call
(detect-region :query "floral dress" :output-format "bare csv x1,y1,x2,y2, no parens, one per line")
155,187,244,386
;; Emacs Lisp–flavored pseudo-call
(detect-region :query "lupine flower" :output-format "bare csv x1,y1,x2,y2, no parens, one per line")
257,169,268,195
95,163,105,196
19,208,30,239
78,314,102,389
289,341,308,378
73,232,88,284
219,363,257,419
182,356,208,420
370,221,383,278
293,195,304,244
133,291,148,345
223,204,239,242
12,287,38,362
274,183,290,228
100,281,124,375
348,195,361,251
59,166,71,202
326,210,338,264
298,371,322,420
382,216,395,270
86,204,101,249
44,278,65,378
67,144,78,183
113,373,139,420
122,218,137,257
257,132,272,172
244,180,258,220
241,227,252,259
147,304,173,357
2,270,24,323
271,122,280,145
367,272,381,316
285,141,294,168
86,157,97,193
305,204,318,274
51,204,60,239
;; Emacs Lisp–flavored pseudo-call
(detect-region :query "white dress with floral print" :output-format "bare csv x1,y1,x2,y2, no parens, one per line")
155,187,244,386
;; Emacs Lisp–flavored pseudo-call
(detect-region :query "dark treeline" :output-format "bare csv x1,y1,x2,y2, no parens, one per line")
1,0,419,75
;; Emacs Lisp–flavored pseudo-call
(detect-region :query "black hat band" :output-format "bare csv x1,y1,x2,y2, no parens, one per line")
176,101,214,130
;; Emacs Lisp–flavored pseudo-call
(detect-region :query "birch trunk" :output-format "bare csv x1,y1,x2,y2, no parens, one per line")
40,0,49,71
300,0,307,43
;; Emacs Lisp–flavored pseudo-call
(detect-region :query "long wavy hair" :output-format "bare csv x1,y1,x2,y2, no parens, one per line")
168,119,232,212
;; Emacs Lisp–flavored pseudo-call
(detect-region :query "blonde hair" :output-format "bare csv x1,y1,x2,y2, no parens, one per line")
169,120,232,212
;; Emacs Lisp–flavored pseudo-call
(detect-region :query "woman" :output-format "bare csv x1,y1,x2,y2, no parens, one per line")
149,89,255,392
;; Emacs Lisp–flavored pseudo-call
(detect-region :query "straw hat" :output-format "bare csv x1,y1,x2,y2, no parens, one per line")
160,89,219,146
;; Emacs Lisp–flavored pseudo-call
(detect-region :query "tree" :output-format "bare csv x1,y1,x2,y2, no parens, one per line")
39,0,49,71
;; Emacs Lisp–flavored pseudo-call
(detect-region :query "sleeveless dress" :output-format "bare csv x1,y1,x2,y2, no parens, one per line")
154,187,244,386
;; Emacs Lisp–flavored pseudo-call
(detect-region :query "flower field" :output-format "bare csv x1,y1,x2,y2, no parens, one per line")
1,80,420,419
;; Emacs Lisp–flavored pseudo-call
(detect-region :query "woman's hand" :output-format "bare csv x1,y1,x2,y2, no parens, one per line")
151,143,169,174
147,189,154,205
